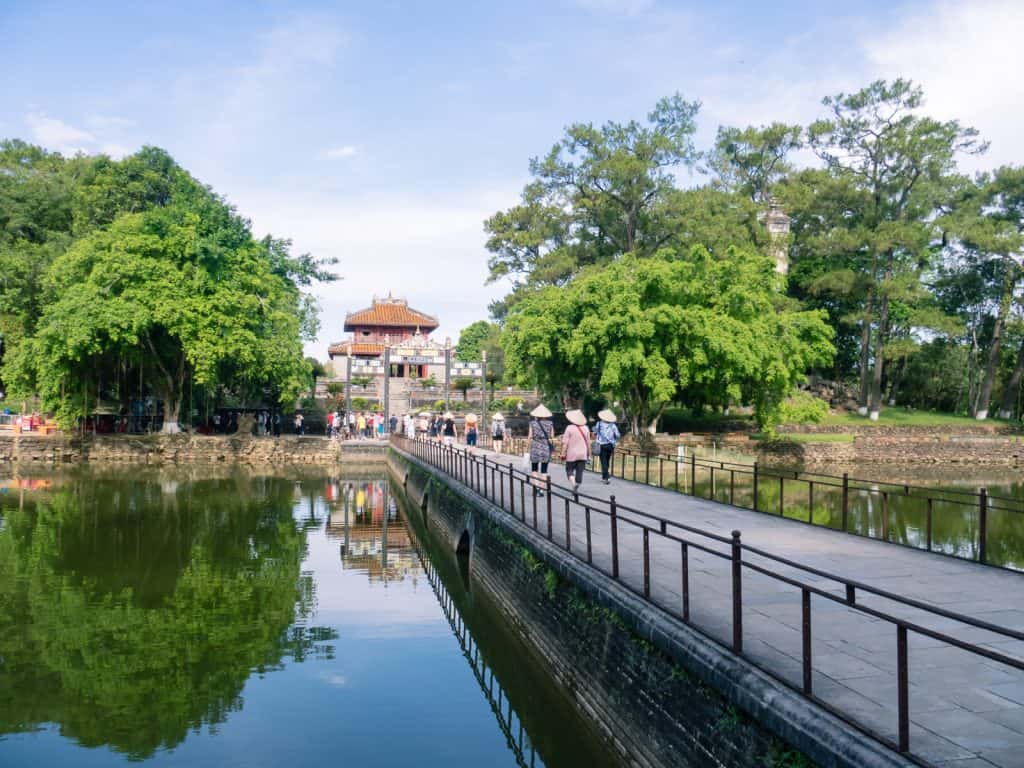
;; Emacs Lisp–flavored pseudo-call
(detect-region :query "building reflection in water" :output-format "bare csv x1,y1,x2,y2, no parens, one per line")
323,478,421,583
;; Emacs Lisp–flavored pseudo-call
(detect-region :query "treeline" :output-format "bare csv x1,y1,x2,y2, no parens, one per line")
0,141,335,429
481,79,1023,427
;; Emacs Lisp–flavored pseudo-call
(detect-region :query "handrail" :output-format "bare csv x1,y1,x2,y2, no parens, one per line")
391,434,1024,761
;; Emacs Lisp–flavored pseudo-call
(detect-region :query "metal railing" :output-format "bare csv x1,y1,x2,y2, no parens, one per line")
464,433,1023,569
392,434,1024,762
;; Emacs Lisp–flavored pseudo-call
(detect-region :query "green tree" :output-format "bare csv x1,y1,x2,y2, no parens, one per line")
945,167,1024,418
705,122,803,203
453,376,475,401
502,249,834,433
803,79,984,419
455,320,494,361
4,151,320,429
484,94,701,313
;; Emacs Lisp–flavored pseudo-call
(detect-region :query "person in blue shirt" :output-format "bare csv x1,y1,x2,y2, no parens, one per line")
594,409,621,484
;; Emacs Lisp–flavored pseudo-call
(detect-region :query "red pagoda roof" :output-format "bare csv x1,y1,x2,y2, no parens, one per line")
343,297,439,332
327,341,385,358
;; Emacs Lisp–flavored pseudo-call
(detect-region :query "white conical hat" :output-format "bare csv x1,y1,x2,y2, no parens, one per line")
566,409,587,426
598,409,617,423
492,412,505,420
530,405,552,418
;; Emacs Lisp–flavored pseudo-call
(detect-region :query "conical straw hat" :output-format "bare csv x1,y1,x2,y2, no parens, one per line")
530,405,552,418
566,409,587,426
598,409,617,423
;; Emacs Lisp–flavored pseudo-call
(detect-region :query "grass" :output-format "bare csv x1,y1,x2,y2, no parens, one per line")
820,408,1006,428
761,432,856,443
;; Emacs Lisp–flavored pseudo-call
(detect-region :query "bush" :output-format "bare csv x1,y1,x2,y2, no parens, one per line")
351,397,369,410
778,391,829,425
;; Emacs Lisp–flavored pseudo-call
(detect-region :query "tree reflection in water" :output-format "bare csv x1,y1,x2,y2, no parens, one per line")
0,470,337,760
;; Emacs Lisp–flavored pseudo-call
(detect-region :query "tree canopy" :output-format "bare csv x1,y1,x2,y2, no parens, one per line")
503,249,834,432
0,144,335,428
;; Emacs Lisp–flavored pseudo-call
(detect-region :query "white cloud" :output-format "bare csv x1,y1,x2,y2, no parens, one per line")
230,182,519,358
325,145,358,159
24,112,136,158
25,112,96,155
863,0,1024,170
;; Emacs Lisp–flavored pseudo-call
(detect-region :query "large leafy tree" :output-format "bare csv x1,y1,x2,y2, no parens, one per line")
801,79,984,419
944,167,1024,418
3,147,331,429
705,122,803,203
502,249,834,433
484,95,700,317
0,140,80,396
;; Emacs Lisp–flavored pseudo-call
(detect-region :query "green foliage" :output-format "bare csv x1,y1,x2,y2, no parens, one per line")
0,472,335,759
543,568,558,600
351,397,369,410
484,94,701,313
453,376,476,400
0,144,333,426
503,249,834,433
455,320,493,361
776,391,829,427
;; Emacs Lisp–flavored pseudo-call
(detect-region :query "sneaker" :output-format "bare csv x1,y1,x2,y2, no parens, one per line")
602,478,610,485
572,482,580,493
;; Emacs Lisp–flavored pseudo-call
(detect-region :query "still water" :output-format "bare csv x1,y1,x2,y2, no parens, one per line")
0,467,616,768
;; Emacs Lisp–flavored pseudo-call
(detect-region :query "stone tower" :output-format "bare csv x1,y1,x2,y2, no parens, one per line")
764,199,792,274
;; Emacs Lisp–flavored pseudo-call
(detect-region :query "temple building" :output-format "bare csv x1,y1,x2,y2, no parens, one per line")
327,294,452,400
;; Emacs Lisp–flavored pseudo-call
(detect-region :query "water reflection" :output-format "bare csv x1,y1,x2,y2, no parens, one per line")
0,469,336,761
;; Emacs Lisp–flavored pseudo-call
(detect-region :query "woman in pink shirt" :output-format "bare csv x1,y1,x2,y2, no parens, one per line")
560,409,592,493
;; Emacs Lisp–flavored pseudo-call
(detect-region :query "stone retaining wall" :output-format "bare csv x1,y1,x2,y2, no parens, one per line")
389,447,908,768
0,433,387,465
760,435,1024,468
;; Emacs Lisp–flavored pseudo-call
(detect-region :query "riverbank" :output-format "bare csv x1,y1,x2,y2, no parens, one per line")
759,432,1024,468
0,433,388,465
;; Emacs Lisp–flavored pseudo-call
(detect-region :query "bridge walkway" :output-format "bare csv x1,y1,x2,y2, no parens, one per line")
408,439,1024,768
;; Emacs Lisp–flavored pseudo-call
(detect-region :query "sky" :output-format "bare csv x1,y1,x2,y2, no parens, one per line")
2,0,1022,359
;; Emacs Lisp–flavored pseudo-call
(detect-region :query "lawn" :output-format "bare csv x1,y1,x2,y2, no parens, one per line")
820,408,1006,428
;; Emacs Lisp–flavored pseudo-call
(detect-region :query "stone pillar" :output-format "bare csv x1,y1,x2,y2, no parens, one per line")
764,200,792,275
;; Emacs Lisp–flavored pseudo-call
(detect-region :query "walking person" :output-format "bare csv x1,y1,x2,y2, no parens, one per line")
442,411,457,447
465,413,478,447
491,412,506,453
528,405,554,494
561,409,591,493
356,412,366,439
595,409,620,484
293,412,304,436
376,414,385,439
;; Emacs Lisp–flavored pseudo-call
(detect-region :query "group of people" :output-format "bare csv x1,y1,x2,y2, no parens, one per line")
325,410,396,440
527,405,620,494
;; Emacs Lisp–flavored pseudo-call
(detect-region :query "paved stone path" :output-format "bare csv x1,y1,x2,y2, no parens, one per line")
404,440,1024,767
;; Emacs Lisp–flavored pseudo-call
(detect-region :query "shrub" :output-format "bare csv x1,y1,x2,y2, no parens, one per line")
779,391,829,425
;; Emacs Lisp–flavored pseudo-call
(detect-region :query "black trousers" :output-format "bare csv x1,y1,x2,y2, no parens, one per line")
599,443,614,479
566,460,586,484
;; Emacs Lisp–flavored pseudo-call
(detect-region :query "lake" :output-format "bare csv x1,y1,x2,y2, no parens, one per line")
0,466,617,768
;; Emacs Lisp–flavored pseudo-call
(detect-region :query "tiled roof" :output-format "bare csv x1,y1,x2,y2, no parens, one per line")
344,298,439,331
327,342,385,358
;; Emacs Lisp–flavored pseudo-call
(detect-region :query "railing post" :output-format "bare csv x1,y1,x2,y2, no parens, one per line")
508,463,515,516
731,530,743,653
680,541,689,621
979,487,988,564
645,453,650,485
546,475,553,540
659,456,664,488
926,497,933,551
897,625,909,753
610,495,619,579
690,451,696,495
483,456,488,498
585,507,592,563
802,588,812,694
752,462,759,512
808,480,814,524
778,474,784,516
643,528,651,598
841,472,849,532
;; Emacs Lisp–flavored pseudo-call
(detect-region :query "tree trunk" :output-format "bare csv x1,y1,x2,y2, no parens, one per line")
161,396,181,434
998,339,1024,420
857,301,873,416
868,287,890,421
975,276,1014,420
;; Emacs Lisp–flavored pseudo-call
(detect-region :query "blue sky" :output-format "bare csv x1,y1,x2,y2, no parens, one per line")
2,0,1021,360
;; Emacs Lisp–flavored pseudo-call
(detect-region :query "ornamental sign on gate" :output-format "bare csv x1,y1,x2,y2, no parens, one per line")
449,362,482,378
351,359,384,374
392,347,446,365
